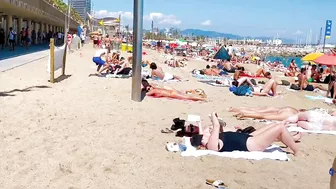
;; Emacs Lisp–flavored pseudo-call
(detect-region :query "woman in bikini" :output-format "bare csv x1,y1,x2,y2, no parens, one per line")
229,106,300,121
190,112,300,156
285,110,336,131
142,79,207,101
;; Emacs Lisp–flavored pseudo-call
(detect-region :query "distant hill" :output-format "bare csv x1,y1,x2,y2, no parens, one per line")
180,29,295,44
181,29,241,39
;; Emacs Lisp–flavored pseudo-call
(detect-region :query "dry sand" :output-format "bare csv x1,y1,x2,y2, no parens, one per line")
0,45,335,189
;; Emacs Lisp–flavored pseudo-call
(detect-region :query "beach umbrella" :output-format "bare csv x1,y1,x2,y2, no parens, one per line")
301,52,324,61
313,54,336,66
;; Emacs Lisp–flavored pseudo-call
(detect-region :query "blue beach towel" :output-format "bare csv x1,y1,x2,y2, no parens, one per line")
233,86,251,96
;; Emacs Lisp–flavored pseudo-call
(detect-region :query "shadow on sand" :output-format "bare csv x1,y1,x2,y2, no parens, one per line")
140,90,147,101
0,85,51,97
54,74,72,83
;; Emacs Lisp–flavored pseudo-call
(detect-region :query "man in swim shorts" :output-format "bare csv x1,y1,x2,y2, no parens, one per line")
92,48,108,74
298,68,326,91
149,62,182,81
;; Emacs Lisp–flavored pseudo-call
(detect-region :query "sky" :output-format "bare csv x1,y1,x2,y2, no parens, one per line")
92,0,336,42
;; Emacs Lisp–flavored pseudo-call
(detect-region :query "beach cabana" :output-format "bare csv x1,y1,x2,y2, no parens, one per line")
213,46,230,61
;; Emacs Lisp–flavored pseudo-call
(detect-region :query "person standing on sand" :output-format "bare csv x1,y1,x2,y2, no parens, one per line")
25,27,31,50
149,62,182,81
8,27,16,51
0,28,5,50
104,34,111,53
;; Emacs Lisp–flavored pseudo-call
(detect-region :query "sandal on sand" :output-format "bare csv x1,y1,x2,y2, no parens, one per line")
206,179,227,188
161,128,174,134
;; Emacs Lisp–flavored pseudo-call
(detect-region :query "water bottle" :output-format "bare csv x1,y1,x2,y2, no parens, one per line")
178,143,187,152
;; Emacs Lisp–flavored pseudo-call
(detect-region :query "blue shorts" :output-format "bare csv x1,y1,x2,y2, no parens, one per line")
92,57,105,66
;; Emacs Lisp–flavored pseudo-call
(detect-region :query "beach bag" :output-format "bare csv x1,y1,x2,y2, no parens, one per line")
233,86,250,96
281,80,290,86
290,84,300,90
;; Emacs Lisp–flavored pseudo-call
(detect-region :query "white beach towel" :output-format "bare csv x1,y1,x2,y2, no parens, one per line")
285,88,297,92
324,98,333,104
288,127,336,135
181,137,289,161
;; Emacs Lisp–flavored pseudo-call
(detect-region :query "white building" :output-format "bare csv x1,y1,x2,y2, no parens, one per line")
266,39,282,45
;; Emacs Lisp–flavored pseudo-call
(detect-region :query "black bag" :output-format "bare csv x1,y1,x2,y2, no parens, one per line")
290,84,300,90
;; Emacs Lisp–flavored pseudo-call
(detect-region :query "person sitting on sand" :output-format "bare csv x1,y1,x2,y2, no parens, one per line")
289,59,298,72
149,63,182,81
141,79,206,101
190,112,300,156
92,48,108,74
232,74,280,97
285,59,299,77
220,61,236,73
110,57,132,76
298,68,327,91
229,106,301,121
252,74,281,96
203,65,227,76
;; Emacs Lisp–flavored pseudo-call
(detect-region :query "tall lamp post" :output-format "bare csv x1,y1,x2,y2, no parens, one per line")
131,0,144,102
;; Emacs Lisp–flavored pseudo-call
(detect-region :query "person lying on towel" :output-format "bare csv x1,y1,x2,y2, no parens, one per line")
150,62,182,81
167,117,301,142
234,67,269,79
141,79,206,101
189,112,301,156
203,65,227,76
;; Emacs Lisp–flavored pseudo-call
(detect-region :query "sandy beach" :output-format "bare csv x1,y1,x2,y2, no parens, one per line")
0,45,335,189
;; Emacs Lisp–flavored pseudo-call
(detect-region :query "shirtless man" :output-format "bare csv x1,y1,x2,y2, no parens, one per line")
298,68,326,91
104,34,112,53
222,61,236,73
149,62,182,81
93,34,98,48
116,36,122,50
142,79,206,101
204,65,221,76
